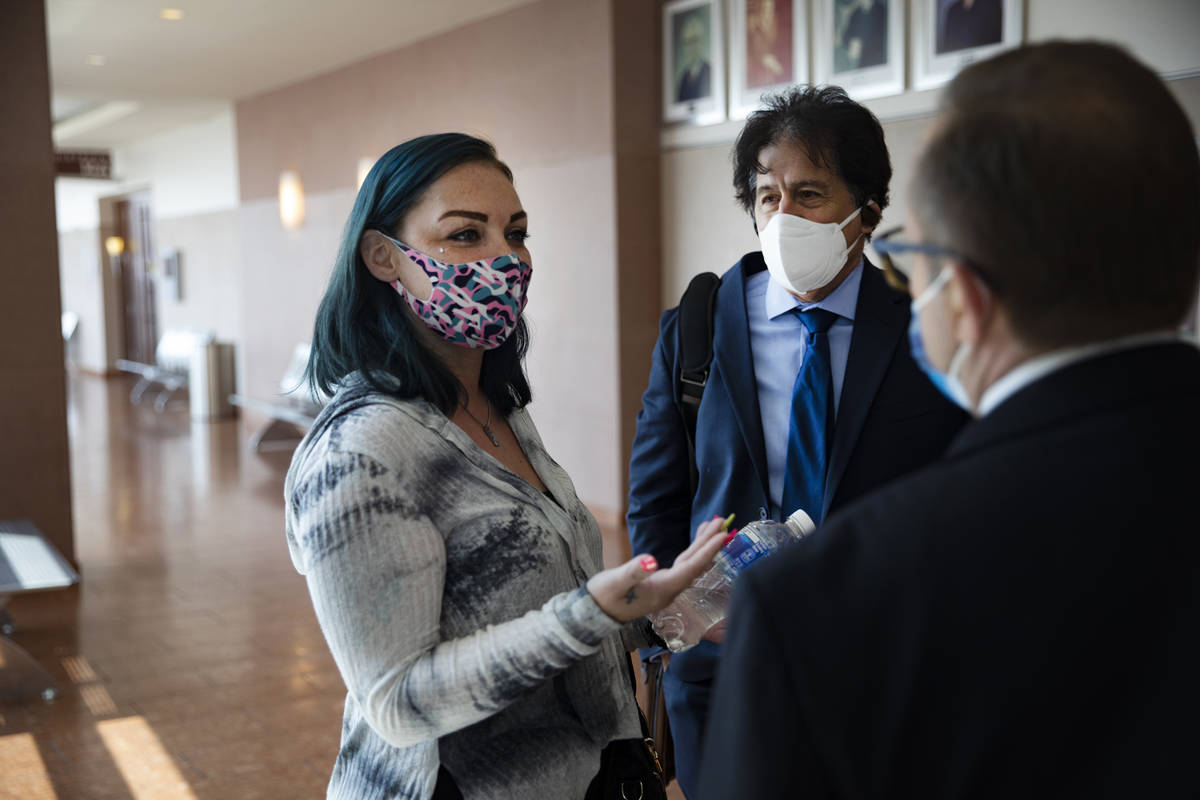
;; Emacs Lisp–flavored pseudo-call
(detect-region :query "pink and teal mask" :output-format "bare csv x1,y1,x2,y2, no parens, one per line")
379,233,532,350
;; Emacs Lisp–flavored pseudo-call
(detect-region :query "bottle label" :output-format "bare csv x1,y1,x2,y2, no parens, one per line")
717,530,771,576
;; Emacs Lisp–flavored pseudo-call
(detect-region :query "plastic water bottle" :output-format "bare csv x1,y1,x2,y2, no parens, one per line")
649,509,817,653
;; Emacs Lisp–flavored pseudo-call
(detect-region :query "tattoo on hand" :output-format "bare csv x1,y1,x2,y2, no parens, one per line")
624,588,637,605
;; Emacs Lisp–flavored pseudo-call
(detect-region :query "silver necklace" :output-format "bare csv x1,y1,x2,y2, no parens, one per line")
461,398,500,447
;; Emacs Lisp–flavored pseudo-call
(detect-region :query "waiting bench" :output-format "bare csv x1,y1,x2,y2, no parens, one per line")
0,519,79,702
230,343,327,452
116,329,214,412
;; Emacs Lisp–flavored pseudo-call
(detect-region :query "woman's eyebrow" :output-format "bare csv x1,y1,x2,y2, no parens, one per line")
437,210,528,223
439,210,488,222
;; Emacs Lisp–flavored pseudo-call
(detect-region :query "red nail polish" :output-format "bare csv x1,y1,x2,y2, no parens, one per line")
640,556,658,572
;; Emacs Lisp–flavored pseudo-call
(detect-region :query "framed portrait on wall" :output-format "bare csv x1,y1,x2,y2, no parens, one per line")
912,0,1023,90
729,0,809,119
813,0,905,100
663,0,727,124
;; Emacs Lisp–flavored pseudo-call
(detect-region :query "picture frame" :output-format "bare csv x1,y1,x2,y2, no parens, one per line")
813,0,905,101
663,0,727,125
162,248,183,302
729,0,809,119
912,0,1023,91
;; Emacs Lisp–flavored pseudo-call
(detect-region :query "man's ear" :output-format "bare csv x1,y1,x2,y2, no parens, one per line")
360,230,400,283
947,261,994,345
861,200,882,234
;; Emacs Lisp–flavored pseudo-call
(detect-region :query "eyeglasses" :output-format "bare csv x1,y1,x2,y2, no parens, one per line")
872,226,1002,295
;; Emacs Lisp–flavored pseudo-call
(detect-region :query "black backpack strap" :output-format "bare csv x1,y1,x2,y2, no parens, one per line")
676,272,721,496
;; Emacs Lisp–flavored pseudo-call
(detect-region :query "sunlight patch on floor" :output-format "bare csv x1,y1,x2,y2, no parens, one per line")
0,732,59,799
61,654,99,683
96,716,198,800
80,683,119,716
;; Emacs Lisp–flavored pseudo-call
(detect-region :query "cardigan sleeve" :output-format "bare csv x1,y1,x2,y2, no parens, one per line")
287,442,623,750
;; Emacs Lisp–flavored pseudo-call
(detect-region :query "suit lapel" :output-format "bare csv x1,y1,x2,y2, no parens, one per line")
712,255,771,501
823,261,907,518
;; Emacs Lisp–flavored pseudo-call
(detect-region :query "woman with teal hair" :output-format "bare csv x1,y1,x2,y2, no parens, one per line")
285,132,725,799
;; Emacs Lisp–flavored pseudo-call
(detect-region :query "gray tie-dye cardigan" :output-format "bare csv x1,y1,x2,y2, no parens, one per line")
284,376,652,799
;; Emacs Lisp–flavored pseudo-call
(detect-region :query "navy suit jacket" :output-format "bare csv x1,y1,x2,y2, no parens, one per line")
627,252,967,682
700,342,1200,798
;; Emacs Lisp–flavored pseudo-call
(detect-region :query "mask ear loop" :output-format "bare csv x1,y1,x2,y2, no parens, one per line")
837,206,867,256
836,206,864,231
912,266,954,312
946,340,971,382
942,261,993,414
944,340,974,412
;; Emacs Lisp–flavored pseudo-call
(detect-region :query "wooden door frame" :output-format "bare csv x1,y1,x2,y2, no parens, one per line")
97,188,157,368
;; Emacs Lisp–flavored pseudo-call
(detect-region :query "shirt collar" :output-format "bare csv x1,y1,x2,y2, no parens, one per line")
765,259,864,322
978,330,1188,416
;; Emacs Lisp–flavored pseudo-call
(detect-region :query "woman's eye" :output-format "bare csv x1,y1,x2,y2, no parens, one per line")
507,229,531,245
448,228,481,243
759,195,779,207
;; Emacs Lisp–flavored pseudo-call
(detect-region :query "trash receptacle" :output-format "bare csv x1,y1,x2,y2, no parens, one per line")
190,341,236,420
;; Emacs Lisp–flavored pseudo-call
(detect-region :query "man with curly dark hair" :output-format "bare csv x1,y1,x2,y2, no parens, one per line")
627,85,967,797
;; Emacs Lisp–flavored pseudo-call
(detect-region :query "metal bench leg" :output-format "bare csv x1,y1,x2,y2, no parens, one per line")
130,377,153,404
154,387,178,413
0,634,60,702
249,418,307,452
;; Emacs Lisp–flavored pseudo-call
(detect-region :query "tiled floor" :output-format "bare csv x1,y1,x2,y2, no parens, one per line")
1,374,686,799
2,375,343,798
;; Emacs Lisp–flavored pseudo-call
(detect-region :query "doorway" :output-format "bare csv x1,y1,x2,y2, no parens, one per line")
100,190,158,365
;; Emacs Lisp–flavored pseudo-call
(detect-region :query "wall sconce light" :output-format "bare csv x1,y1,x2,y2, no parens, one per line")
356,157,373,190
278,170,305,231
105,236,125,257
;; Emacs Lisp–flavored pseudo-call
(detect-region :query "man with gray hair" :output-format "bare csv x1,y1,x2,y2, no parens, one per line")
700,40,1200,798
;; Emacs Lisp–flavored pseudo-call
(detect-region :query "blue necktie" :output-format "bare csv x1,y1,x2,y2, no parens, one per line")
781,308,838,523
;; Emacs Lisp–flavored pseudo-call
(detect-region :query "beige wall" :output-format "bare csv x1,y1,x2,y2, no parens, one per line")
232,0,660,517
58,227,106,372
153,209,243,346
661,1,1200,306
0,0,75,563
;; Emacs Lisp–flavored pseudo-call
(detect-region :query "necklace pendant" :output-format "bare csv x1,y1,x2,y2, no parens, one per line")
482,424,501,447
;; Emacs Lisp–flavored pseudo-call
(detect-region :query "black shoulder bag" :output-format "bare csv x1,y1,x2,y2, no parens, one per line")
677,272,722,497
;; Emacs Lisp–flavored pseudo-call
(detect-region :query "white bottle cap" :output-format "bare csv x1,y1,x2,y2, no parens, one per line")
784,508,817,537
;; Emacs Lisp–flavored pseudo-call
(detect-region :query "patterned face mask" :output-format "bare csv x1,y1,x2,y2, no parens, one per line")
378,233,532,350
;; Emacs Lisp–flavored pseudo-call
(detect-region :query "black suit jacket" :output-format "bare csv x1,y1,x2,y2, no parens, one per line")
700,342,1200,799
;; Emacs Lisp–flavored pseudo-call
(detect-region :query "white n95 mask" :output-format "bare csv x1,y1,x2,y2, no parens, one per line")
759,207,863,294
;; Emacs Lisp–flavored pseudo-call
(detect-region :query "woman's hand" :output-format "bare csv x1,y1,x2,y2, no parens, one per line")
586,517,728,623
